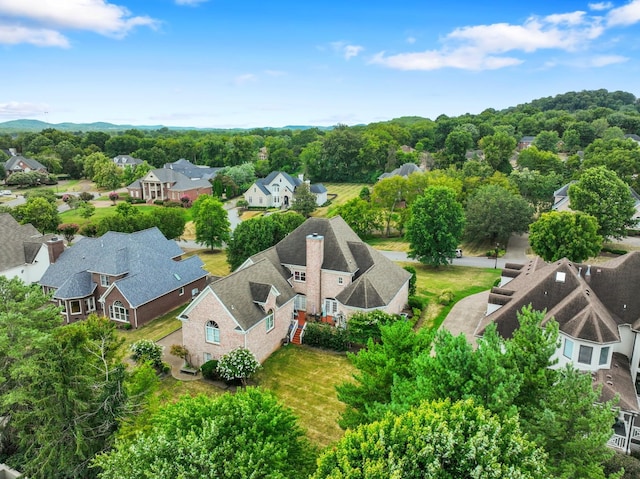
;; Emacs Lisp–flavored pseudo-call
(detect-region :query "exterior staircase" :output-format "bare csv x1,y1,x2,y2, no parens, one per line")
291,315,306,345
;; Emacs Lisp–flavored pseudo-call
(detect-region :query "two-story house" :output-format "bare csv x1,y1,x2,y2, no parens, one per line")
243,171,327,208
480,254,640,453
39,228,208,328
180,216,411,365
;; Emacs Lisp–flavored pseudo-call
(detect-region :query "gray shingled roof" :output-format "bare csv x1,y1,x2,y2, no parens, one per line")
0,214,53,272
378,162,421,180
170,177,211,191
310,183,327,194
164,159,221,180
481,253,640,344
209,258,296,331
113,155,142,166
40,228,206,306
248,216,411,310
4,155,47,172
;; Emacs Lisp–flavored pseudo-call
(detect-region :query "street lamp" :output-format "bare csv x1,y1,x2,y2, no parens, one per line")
494,243,500,269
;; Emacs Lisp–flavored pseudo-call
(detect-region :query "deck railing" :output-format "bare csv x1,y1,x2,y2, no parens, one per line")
288,319,298,343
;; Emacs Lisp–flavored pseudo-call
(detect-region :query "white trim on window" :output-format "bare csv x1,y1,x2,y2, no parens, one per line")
578,344,593,365
563,338,574,359
294,271,306,282
100,274,109,287
205,320,220,344
109,300,129,323
84,297,96,312
266,311,274,332
69,300,81,314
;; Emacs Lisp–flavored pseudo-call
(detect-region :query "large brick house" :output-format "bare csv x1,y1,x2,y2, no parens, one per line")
3,155,47,177
480,253,640,453
180,216,411,365
39,228,207,328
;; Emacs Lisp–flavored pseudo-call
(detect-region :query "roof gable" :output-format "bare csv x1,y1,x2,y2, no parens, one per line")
0,213,52,272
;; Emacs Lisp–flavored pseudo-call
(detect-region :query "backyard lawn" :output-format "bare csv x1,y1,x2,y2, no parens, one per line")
313,183,369,217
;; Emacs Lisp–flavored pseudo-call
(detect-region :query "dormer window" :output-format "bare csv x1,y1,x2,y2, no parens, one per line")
100,274,109,287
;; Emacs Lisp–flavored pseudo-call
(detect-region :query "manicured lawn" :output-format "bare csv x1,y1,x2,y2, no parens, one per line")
59,203,159,226
314,183,370,217
117,305,185,353
405,263,499,329
255,345,354,448
155,376,225,401
183,248,231,277
366,236,410,252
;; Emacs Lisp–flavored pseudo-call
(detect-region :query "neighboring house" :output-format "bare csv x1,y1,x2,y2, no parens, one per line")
163,158,222,181
553,181,640,226
0,463,22,479
127,168,212,203
180,216,411,366
479,254,640,453
113,154,143,169
377,162,421,181
39,228,208,328
4,155,47,177
517,136,536,150
624,134,640,145
0,213,61,283
243,171,327,208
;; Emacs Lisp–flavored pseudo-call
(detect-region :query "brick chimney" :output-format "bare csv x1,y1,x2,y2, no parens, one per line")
306,233,324,316
47,237,65,264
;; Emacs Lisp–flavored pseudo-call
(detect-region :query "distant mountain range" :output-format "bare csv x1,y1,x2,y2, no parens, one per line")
0,119,334,133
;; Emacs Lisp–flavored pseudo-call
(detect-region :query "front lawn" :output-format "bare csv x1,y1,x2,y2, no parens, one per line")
117,305,184,353
406,263,499,329
59,203,159,227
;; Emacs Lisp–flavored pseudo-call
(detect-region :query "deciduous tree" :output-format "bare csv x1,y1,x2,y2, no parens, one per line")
569,166,636,239
529,211,602,262
406,186,464,266
191,194,230,250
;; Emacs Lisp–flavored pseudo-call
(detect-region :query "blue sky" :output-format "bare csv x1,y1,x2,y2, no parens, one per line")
1,0,640,128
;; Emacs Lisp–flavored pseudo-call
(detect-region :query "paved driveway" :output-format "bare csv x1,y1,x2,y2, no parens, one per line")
439,291,489,348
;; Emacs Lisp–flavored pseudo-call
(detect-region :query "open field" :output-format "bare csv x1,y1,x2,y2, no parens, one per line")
59,203,159,225
255,345,353,447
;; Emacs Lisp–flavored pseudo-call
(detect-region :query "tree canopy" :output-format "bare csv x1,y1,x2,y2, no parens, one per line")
529,211,602,262
406,186,465,266
191,194,231,250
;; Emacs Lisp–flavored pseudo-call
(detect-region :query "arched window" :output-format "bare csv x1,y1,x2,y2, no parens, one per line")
205,320,220,344
110,300,129,323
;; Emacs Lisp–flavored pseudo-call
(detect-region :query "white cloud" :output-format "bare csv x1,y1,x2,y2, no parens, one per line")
0,0,158,46
589,2,613,10
372,8,612,71
406,36,416,44
0,24,69,47
583,54,628,66
175,0,209,6
607,0,640,26
331,41,364,60
0,101,50,118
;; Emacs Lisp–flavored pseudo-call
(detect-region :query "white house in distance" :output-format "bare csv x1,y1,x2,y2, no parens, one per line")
243,171,327,208
0,213,62,283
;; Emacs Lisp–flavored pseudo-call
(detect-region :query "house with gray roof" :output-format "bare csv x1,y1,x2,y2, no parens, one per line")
180,216,410,366
164,158,221,181
113,154,143,169
0,213,62,283
3,155,47,178
479,253,640,453
243,171,327,208
377,162,422,181
126,167,212,203
39,228,208,328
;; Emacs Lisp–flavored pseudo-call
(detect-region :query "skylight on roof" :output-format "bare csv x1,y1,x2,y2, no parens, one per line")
174,273,181,280
555,272,566,283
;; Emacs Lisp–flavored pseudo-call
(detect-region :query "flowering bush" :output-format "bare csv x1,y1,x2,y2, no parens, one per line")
130,339,164,369
62,193,70,202
216,347,260,386
108,191,119,204
57,223,80,244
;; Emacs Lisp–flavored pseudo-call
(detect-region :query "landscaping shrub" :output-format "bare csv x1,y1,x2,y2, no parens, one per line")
604,451,640,479
303,322,349,351
79,223,98,237
216,347,260,386
601,247,627,256
408,295,425,310
78,191,94,201
347,310,398,345
153,199,164,205
201,359,219,380
163,200,182,208
130,339,164,369
404,266,417,296
438,290,454,305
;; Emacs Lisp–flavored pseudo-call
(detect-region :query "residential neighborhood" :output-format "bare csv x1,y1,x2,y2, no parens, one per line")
3,88,640,477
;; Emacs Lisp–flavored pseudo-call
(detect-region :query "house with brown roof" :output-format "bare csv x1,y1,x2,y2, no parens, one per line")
39,228,208,328
0,213,62,283
180,216,411,365
480,253,640,453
